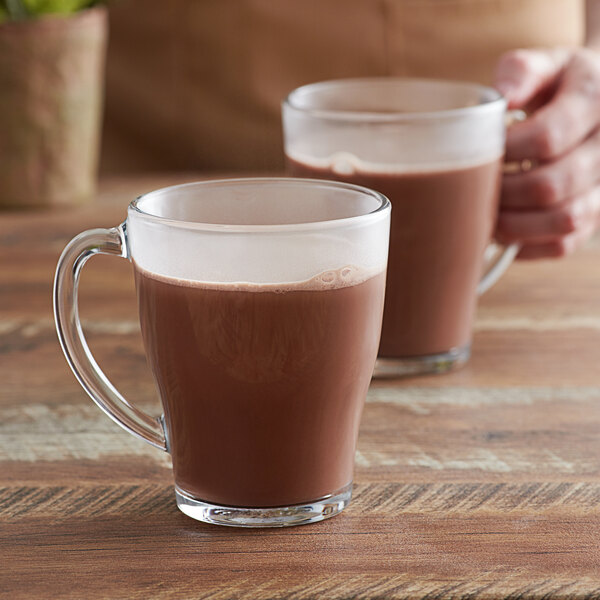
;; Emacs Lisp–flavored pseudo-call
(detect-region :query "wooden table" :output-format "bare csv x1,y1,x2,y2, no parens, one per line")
2,174,600,599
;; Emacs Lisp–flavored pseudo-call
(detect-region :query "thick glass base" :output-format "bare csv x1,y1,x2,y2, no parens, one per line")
373,344,471,378
175,482,353,528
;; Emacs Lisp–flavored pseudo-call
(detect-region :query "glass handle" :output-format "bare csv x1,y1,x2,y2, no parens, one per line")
478,242,519,295
478,109,529,295
53,223,167,451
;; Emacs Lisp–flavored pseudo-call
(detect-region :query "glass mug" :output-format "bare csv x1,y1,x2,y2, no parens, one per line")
54,178,390,527
283,78,519,377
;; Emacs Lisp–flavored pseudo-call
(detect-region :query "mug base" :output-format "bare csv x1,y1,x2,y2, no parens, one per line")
373,344,471,378
175,482,353,528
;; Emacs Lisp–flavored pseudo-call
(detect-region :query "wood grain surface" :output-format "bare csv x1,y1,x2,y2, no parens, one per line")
2,174,600,599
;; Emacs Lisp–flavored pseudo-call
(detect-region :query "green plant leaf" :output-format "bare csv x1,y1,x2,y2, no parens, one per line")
23,0,95,15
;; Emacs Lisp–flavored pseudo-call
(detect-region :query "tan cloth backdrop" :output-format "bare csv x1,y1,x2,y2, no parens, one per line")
101,0,584,173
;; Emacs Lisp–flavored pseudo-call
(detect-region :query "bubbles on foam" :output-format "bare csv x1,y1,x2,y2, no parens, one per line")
311,265,368,288
330,152,360,176
134,263,382,293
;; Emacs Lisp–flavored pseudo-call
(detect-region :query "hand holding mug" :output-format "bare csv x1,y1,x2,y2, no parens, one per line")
495,47,600,259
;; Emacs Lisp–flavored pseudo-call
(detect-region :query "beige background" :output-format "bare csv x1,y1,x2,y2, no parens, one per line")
100,0,584,173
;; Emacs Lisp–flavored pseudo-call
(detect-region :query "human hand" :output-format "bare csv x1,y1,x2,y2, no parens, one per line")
494,47,600,259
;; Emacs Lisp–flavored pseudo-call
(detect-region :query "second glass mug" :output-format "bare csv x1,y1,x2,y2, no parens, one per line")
53,178,390,528
283,78,519,377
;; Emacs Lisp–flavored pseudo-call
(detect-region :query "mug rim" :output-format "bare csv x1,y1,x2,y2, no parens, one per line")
283,77,507,122
129,177,391,233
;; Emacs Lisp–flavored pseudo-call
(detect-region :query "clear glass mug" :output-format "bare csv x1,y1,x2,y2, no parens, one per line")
53,178,390,527
283,78,519,377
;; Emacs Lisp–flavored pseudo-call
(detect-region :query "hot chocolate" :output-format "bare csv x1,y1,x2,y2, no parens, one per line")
288,156,502,357
135,265,385,508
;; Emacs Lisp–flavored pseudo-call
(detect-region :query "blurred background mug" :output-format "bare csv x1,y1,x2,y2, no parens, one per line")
54,178,390,527
283,78,518,377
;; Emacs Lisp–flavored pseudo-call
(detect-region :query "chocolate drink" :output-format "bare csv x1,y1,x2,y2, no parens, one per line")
135,265,385,508
288,157,502,357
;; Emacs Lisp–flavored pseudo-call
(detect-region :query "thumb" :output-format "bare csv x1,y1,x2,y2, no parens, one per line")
494,48,570,108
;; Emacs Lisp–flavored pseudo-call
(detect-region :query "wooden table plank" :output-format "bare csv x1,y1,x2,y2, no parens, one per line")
2,174,600,598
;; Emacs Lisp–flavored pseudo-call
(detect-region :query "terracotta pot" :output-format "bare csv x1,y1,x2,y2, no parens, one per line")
0,7,107,208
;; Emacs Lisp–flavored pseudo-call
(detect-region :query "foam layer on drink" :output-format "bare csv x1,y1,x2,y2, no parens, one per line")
134,263,383,293
286,148,504,176
128,179,389,285
129,220,389,286
283,82,506,171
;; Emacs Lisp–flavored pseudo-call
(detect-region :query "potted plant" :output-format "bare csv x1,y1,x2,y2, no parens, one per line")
0,0,107,208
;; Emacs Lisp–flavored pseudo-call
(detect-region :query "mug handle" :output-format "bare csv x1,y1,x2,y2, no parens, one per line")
53,223,167,451
477,109,528,295
477,242,520,294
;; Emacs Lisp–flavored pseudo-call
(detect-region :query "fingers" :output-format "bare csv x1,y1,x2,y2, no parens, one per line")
494,48,600,259
497,187,599,243
501,128,600,209
496,185,600,261
495,48,570,108
516,217,598,259
505,49,600,162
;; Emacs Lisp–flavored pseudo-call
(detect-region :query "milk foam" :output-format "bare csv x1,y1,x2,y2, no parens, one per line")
287,149,503,176
283,85,506,174
128,181,390,285
135,263,383,292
